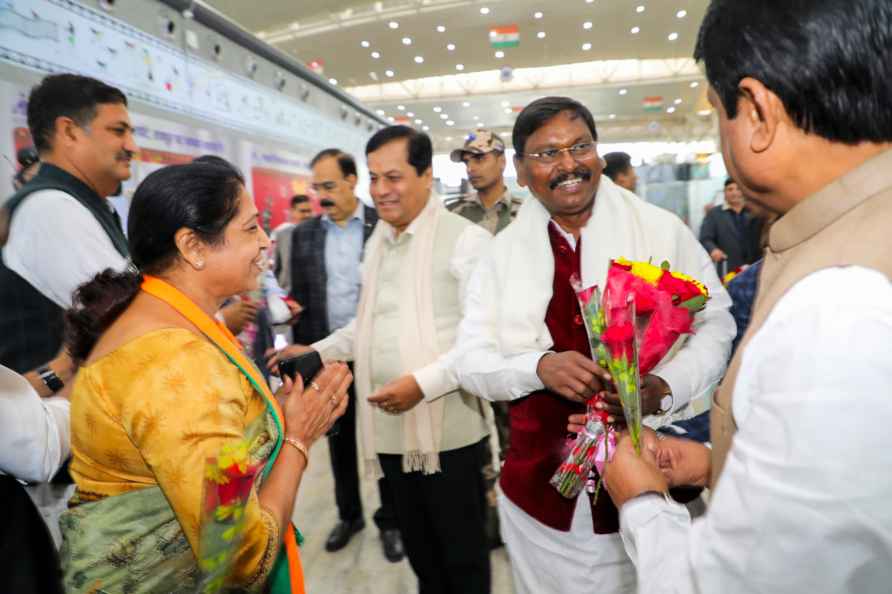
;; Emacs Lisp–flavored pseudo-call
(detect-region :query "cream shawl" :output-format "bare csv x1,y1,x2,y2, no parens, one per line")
353,196,447,477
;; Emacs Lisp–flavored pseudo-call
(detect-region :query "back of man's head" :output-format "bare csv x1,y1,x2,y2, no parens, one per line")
27,74,128,155
603,152,633,181
695,0,892,144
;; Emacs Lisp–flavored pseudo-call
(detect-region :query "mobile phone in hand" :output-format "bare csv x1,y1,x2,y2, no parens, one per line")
278,350,341,437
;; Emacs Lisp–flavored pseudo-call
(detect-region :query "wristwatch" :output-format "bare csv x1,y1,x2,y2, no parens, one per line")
655,391,674,416
37,364,65,394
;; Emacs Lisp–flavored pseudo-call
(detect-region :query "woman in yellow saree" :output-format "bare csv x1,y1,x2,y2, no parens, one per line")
59,161,350,593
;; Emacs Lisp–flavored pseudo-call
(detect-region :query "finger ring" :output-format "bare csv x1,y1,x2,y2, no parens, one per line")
311,382,321,392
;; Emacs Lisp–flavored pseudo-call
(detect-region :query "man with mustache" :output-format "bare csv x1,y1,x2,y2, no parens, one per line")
276,148,404,561
454,96,735,594
1,74,134,380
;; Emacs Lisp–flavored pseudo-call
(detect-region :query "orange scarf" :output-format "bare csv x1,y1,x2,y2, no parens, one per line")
141,275,306,594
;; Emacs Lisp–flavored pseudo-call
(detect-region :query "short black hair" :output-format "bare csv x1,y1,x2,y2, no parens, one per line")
513,97,598,156
603,152,633,181
310,148,358,178
724,177,736,188
27,74,128,153
291,194,310,208
694,0,892,143
365,125,432,177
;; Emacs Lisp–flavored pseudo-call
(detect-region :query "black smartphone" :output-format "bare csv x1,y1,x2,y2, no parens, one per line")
278,350,341,437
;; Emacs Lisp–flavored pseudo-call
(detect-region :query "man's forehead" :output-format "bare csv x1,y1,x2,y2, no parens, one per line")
95,102,130,122
526,113,591,147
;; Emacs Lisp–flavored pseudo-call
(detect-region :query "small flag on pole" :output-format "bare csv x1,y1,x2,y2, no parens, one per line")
489,24,520,48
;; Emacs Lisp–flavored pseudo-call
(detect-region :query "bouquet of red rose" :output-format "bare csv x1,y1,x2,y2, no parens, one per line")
550,258,709,499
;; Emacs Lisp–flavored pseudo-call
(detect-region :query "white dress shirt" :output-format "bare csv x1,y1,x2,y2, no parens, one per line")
0,364,70,483
620,266,892,594
3,189,128,308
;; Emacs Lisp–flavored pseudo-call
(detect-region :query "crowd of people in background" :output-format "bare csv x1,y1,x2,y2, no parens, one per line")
2,1,892,593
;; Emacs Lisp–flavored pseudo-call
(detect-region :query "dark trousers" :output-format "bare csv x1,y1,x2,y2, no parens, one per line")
329,372,397,531
379,439,491,594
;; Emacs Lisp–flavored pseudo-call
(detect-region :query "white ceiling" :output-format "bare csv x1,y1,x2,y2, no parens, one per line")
203,0,715,149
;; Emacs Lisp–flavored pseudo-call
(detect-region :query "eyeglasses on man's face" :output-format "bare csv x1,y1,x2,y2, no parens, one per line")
522,141,596,164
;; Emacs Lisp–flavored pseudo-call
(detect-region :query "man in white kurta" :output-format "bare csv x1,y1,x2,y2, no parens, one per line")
304,126,494,594
601,1,892,592
454,97,735,594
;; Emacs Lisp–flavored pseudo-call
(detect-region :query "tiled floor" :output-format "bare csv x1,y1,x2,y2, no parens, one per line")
292,439,516,593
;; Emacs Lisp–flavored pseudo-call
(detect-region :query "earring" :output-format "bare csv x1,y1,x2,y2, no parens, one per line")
195,260,205,270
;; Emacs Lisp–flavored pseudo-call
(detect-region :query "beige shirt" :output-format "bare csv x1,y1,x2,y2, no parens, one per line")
313,212,491,454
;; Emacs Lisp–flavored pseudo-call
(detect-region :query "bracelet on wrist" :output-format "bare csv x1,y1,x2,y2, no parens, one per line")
283,437,309,466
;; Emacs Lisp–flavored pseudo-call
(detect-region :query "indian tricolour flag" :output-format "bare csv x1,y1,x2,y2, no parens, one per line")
489,25,520,48
642,96,664,112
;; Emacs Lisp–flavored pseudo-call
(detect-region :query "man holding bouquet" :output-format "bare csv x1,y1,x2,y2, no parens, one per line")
454,96,735,594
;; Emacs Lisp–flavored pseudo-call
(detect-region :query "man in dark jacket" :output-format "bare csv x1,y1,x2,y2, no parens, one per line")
699,178,762,277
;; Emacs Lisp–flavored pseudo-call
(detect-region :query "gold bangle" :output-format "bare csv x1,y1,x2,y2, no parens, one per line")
283,437,309,466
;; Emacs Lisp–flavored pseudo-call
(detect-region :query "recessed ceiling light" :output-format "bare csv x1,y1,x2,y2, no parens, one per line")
414,55,424,63
582,42,592,50
388,116,395,122
473,115,480,119
478,121,485,126
414,118,422,124
434,106,443,112
447,43,456,51
480,6,490,15
690,81,700,88
445,136,453,141
376,109,385,116
436,25,446,33
619,88,628,95
676,9,687,18
668,32,679,41
504,107,512,114
534,11,543,19
388,21,399,29
385,69,395,77
423,125,430,131
446,120,455,126
609,113,616,119
586,0,594,3
697,109,712,116
328,78,337,85
462,101,471,107
537,31,546,39
636,5,645,13
630,26,640,34
361,40,370,48
583,21,592,30
407,111,415,117
495,50,504,58
455,63,465,71
371,51,381,59
501,100,510,107
402,37,412,45
667,106,676,113
397,105,405,110
673,98,682,105
440,113,449,119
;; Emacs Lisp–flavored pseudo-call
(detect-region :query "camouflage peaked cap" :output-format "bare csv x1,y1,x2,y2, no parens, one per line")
449,128,506,162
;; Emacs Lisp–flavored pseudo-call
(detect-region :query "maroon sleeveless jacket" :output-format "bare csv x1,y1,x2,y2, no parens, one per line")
499,223,619,534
